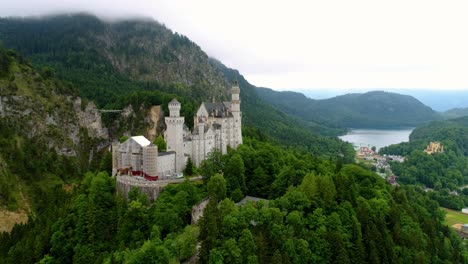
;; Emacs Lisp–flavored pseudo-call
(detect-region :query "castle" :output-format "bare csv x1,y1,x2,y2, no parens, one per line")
424,141,444,155
112,82,242,178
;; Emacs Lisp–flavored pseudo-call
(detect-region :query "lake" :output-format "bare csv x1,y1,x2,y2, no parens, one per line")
339,128,414,150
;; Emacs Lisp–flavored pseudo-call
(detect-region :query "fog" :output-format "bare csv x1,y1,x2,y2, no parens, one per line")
1,0,468,92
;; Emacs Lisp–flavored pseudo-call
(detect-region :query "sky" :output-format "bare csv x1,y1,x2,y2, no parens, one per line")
1,0,468,92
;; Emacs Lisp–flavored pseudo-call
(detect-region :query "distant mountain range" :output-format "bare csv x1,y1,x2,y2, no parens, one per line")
303,89,468,112
256,88,440,129
441,107,468,119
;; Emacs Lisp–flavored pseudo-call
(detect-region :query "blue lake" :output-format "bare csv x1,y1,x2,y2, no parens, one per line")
339,128,414,150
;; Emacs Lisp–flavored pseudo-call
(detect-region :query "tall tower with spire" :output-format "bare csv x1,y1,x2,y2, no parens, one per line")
164,98,185,173
231,81,242,148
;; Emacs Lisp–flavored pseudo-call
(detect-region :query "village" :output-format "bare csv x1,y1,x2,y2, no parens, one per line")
354,145,404,187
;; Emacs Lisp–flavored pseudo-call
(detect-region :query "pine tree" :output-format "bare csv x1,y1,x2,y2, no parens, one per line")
183,158,194,176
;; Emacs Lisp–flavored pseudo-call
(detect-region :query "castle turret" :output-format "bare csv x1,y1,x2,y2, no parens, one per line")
231,81,242,147
111,142,120,176
165,98,185,173
143,144,158,177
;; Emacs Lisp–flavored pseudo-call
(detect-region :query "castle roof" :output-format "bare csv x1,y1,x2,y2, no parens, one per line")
131,136,151,147
158,151,176,157
170,98,180,104
203,101,233,118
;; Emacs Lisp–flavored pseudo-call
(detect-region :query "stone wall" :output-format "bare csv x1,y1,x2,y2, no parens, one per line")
116,176,166,203
157,152,176,177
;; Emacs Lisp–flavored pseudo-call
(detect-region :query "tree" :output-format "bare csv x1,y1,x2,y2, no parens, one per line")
183,157,194,176
99,151,112,173
119,136,129,143
200,149,223,181
207,174,227,202
154,135,167,152
224,154,246,194
239,229,256,262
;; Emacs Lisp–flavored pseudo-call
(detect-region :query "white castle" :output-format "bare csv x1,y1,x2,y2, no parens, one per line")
112,83,242,178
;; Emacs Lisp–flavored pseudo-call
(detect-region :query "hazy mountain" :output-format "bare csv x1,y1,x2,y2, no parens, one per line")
304,89,468,112
442,107,468,119
257,88,440,128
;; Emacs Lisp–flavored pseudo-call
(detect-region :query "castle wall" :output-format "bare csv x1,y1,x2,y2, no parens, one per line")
116,176,165,203
157,152,176,177
183,140,192,156
131,153,142,171
143,145,158,176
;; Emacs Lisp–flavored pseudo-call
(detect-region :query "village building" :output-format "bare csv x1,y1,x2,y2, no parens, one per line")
112,82,242,179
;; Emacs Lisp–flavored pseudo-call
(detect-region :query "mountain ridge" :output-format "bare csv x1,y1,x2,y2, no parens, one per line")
0,13,354,159
257,87,440,129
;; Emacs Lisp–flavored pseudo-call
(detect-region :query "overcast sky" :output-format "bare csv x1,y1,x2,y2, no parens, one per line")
1,0,468,91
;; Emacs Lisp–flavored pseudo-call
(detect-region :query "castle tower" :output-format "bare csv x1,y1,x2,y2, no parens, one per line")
111,142,121,176
231,81,242,147
143,145,158,177
192,122,206,167
165,98,185,173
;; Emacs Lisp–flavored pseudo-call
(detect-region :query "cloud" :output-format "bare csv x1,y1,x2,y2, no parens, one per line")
1,0,468,90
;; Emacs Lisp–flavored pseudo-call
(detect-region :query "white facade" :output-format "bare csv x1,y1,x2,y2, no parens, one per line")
113,83,242,177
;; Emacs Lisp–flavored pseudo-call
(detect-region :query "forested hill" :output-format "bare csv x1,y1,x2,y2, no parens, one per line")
0,46,111,219
380,116,468,209
257,88,440,128
0,14,466,264
0,13,352,160
442,107,468,119
381,116,468,157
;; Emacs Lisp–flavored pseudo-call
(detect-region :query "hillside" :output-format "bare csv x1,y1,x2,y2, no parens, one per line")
0,14,353,160
442,107,468,119
381,116,468,156
0,46,112,224
380,116,468,209
0,14,466,264
257,88,440,128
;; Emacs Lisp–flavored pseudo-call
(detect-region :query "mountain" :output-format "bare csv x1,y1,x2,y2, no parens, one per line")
303,89,468,112
0,13,357,221
0,14,465,264
257,88,439,128
0,46,111,227
442,107,468,119
0,14,353,160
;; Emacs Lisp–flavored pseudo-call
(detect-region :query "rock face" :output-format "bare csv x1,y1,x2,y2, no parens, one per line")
74,98,108,140
0,57,109,158
1,94,109,156
146,105,163,142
